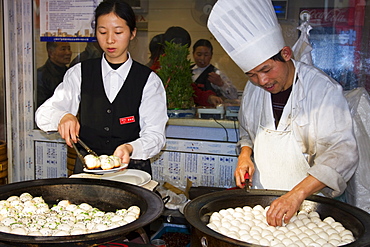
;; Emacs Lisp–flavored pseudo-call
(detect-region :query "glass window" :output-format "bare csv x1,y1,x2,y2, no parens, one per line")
32,0,370,125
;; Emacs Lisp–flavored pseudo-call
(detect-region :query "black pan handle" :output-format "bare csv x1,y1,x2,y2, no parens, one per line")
162,195,170,205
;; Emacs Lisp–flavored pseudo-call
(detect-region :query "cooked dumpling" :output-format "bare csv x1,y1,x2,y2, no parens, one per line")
84,154,100,169
109,155,121,168
99,155,114,170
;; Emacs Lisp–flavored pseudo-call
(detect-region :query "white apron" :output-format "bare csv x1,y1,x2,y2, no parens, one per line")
252,75,310,191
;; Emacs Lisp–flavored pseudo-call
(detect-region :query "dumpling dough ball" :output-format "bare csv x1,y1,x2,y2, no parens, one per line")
109,155,121,168
210,213,221,223
207,222,218,231
259,238,270,246
128,205,140,215
340,229,353,237
19,193,33,202
99,155,114,170
227,231,239,240
84,154,100,169
218,209,230,217
323,216,335,224
10,227,28,235
234,207,244,213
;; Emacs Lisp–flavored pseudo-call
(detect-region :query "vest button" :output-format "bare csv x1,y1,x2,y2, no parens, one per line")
104,127,110,131
106,140,110,144
107,109,111,113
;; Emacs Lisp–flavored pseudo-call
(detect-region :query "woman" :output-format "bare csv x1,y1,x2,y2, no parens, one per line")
192,39,238,106
35,0,168,175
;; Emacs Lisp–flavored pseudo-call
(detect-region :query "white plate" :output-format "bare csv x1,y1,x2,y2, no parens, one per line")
83,164,128,175
100,169,151,186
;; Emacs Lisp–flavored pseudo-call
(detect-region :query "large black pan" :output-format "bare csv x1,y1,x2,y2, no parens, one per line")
184,189,370,247
0,178,164,246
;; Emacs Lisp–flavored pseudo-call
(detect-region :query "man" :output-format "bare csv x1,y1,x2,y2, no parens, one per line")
37,42,72,108
208,0,358,226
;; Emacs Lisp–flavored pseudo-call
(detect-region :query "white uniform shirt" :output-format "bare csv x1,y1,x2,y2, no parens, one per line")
35,54,168,160
192,64,238,99
237,60,358,197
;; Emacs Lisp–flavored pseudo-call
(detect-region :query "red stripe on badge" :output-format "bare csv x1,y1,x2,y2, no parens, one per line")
119,116,135,125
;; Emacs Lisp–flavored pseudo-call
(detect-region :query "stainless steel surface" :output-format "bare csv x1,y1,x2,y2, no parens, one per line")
184,189,370,247
0,178,164,246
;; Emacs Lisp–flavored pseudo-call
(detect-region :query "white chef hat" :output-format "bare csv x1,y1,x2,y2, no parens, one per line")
208,0,286,73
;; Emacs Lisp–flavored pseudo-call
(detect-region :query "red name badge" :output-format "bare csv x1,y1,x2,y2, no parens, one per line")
119,116,135,125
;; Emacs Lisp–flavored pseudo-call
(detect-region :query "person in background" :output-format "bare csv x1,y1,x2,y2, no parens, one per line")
208,0,358,226
37,42,72,108
151,26,220,107
192,39,238,103
146,33,164,71
35,0,168,175
163,26,191,48
69,42,103,67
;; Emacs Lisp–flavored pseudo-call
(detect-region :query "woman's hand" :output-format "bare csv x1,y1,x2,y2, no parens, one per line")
235,146,254,188
207,95,223,107
113,144,133,165
208,72,224,87
58,114,80,147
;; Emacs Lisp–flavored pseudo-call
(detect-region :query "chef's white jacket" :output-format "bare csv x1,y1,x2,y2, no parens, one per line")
35,54,168,161
238,59,358,197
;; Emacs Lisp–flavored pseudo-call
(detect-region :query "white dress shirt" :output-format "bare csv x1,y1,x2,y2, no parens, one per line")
35,53,168,160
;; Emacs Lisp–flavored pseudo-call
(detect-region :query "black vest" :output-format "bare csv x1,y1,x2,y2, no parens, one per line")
194,64,222,96
79,58,151,155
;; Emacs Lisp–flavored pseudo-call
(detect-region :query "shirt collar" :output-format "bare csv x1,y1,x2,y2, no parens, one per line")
101,52,133,80
192,64,210,72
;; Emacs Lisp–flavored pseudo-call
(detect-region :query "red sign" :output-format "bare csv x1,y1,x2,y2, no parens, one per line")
300,7,364,28
119,116,135,125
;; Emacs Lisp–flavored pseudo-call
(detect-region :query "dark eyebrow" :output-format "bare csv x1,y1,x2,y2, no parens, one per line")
257,65,270,72
246,64,270,76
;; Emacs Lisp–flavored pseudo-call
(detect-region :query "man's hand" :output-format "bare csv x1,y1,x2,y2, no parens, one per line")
235,146,254,188
208,72,224,87
266,191,303,226
58,114,80,147
113,144,133,165
266,176,326,226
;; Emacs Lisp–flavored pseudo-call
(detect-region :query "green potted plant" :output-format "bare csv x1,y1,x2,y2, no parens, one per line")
157,41,195,118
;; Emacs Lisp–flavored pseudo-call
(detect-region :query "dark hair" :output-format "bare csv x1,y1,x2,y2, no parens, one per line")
193,39,213,54
163,26,191,47
94,0,136,33
270,49,286,62
149,34,164,60
46,42,58,52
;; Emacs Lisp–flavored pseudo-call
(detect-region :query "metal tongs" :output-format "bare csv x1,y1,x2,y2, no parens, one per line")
71,138,98,168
